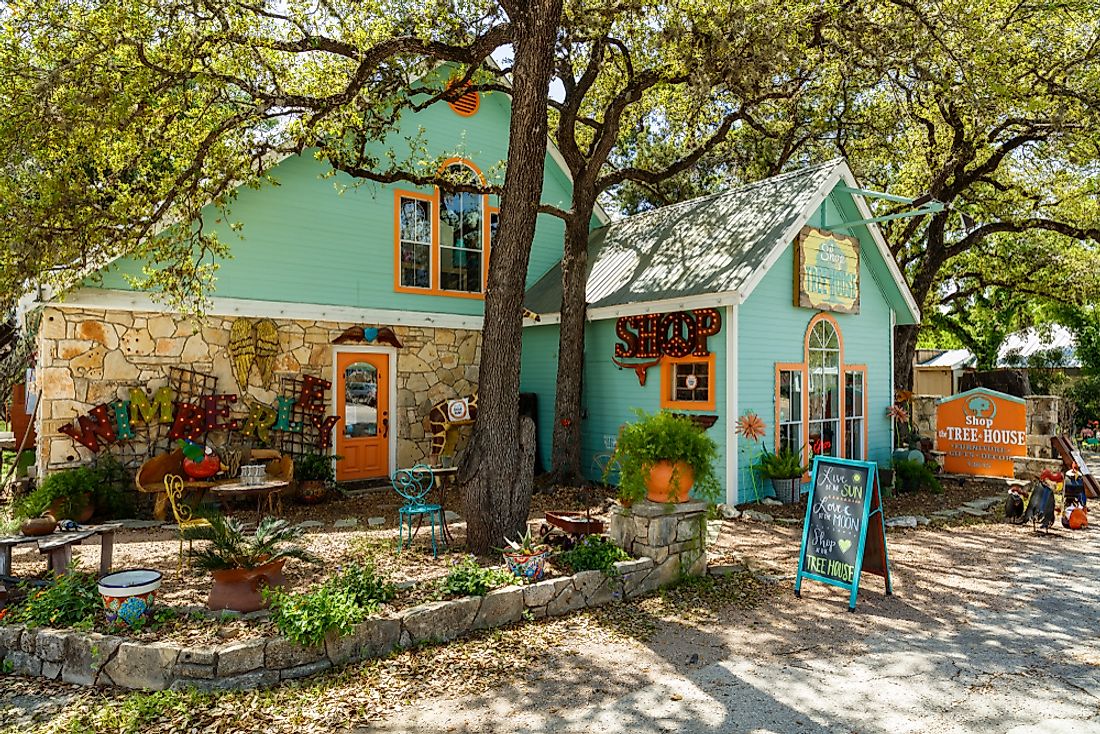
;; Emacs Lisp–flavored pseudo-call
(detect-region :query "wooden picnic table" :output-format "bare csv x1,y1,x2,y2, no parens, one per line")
209,479,288,515
0,523,121,579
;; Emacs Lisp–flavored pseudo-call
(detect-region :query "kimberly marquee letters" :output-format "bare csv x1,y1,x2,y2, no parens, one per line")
58,375,340,452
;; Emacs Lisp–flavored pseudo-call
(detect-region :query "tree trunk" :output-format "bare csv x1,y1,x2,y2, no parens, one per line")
460,0,563,555
549,210,593,483
894,323,918,394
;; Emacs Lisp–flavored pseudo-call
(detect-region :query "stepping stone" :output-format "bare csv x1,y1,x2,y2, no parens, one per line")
886,516,919,529
718,504,741,520
761,497,783,507
117,519,163,530
742,510,774,523
960,507,990,517
914,516,932,526
444,511,462,523
367,517,386,528
932,509,964,519
776,518,801,525
297,520,324,529
964,497,1002,511
333,518,359,529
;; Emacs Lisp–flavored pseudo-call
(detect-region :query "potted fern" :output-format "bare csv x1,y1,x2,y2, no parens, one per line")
191,513,321,612
755,446,808,504
296,452,338,505
611,410,721,505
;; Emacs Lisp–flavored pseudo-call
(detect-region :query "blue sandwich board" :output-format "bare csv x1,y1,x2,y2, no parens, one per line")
795,456,892,611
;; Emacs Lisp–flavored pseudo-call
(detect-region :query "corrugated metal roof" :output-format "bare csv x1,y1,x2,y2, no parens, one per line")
917,349,976,369
524,159,845,314
999,325,1079,368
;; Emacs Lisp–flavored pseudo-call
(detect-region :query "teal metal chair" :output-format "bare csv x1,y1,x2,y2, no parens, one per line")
392,464,445,557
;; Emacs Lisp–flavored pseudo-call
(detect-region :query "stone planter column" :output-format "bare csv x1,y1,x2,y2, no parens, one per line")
911,395,939,442
1025,395,1061,459
609,500,707,587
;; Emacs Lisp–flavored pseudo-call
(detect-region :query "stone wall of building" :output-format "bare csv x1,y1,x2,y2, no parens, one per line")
36,306,481,474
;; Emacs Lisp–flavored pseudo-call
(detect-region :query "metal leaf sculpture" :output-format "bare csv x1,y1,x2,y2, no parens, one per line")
254,318,280,388
228,318,256,389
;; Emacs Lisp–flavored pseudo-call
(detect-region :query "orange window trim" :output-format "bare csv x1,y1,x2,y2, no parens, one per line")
393,158,490,299
660,353,717,411
774,362,807,454
845,364,869,460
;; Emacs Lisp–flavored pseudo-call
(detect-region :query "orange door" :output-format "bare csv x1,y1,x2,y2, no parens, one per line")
335,351,390,481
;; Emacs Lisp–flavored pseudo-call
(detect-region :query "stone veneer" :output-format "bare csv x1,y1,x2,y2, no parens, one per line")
35,306,481,474
608,500,709,582
0,557,669,691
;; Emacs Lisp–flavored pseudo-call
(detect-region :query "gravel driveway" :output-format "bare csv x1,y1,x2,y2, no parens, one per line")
364,522,1100,734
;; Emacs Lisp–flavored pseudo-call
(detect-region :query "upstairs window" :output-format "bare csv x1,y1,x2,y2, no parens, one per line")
393,159,490,297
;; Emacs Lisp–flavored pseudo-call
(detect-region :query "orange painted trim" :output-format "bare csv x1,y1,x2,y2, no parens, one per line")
773,362,807,456
660,353,717,411
446,86,480,117
844,364,869,460
437,157,487,184
393,189,435,295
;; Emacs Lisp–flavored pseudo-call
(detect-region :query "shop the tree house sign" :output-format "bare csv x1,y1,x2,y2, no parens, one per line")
794,226,860,314
613,308,721,385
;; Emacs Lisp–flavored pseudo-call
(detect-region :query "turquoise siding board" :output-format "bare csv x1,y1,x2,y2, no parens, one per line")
92,88,572,314
521,317,727,499
737,188,897,504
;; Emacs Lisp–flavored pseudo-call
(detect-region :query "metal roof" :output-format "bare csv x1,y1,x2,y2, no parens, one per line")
999,325,1079,368
917,349,976,369
524,159,845,315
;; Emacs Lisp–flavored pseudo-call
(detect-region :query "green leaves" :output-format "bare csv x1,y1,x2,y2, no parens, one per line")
611,409,722,504
439,555,513,598
265,562,395,646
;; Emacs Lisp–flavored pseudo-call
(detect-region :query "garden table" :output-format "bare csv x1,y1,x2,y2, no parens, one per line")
208,479,288,515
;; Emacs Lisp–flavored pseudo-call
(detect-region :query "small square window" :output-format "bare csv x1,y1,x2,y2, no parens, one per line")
661,355,716,410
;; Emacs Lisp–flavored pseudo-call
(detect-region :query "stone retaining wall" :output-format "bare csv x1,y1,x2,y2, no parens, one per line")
0,557,668,691
36,306,481,474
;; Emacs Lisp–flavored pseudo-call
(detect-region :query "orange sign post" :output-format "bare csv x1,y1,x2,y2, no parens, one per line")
935,388,1027,477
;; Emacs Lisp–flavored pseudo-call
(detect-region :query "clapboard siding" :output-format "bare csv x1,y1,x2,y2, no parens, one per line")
736,187,896,504
92,87,573,315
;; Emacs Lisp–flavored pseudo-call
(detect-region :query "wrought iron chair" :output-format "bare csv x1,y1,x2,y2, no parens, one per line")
163,474,212,575
391,464,445,558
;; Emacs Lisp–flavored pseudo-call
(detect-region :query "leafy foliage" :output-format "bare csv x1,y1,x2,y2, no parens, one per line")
190,514,321,572
2,572,100,628
502,527,549,555
296,452,339,483
754,446,808,480
1067,376,1100,431
892,459,942,495
265,563,395,647
440,556,514,598
610,410,721,504
14,467,97,520
557,535,628,575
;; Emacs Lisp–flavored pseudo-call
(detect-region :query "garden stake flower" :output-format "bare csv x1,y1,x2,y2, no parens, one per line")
737,411,767,502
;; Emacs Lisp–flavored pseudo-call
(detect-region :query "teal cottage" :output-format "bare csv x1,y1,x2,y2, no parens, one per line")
521,160,920,505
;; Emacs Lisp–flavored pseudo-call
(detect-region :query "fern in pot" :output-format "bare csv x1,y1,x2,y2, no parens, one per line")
754,446,808,504
611,410,721,505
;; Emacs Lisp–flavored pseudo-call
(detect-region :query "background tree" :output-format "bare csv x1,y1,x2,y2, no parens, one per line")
0,0,563,552
534,0,827,481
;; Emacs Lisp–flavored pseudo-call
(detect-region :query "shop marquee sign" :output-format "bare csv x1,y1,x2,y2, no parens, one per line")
794,226,860,314
58,375,341,453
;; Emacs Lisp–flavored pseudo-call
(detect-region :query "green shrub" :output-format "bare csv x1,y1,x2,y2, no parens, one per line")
440,556,514,598
14,467,97,520
892,459,942,494
265,563,394,647
610,410,721,504
754,446,808,480
2,572,101,629
557,535,629,575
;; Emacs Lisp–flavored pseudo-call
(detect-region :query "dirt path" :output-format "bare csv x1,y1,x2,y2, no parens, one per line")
362,520,1100,733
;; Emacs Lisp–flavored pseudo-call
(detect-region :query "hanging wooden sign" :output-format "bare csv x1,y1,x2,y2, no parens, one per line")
795,456,891,611
794,227,860,314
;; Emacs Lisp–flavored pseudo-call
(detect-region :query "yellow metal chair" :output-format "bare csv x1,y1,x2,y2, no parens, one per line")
163,474,212,575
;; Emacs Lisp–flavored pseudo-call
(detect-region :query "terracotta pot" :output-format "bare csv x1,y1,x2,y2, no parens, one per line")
298,480,326,505
20,516,56,536
644,460,695,503
47,494,94,523
207,558,287,613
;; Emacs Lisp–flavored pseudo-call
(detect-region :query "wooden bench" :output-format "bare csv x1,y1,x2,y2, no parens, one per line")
0,523,120,578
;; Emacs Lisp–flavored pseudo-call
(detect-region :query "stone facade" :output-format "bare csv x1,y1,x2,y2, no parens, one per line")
36,306,481,474
608,500,709,584
0,557,668,692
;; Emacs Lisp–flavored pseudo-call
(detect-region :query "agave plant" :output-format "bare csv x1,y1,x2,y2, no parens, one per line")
190,513,322,572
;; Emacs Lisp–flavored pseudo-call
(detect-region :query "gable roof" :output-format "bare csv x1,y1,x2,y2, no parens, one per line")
524,158,920,323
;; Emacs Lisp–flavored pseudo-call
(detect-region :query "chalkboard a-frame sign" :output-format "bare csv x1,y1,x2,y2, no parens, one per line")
795,456,893,611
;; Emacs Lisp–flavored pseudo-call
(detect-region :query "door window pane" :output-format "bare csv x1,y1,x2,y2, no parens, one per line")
344,362,379,438
778,369,803,456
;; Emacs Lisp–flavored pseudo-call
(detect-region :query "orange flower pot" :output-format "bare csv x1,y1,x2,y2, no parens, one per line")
644,460,695,503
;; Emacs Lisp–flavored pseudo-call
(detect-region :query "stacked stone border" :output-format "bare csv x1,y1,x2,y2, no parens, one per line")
0,557,672,692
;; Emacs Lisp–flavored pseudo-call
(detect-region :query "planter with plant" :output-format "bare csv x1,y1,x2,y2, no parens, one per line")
754,446,808,504
191,513,321,612
892,459,942,494
14,467,97,523
296,453,338,504
501,528,552,582
610,410,721,505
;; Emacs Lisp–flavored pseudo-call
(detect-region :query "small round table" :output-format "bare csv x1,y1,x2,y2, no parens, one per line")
209,479,288,515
